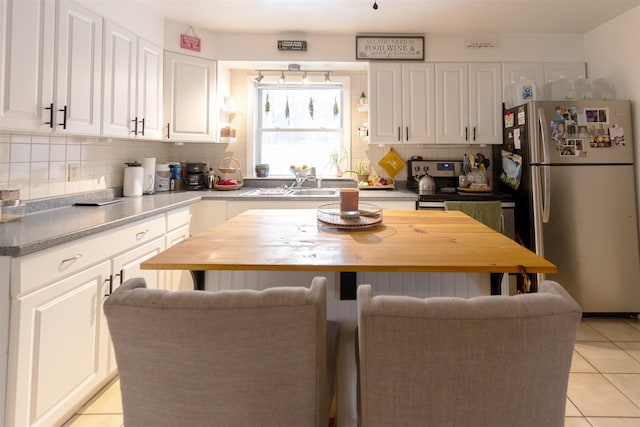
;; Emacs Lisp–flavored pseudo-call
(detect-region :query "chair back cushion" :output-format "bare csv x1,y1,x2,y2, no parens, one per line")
357,280,581,427
105,276,329,427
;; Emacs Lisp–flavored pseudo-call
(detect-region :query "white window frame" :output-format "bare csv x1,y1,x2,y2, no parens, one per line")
246,74,351,177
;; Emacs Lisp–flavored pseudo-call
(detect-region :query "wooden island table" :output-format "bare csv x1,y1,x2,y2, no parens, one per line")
143,208,555,282
141,208,556,427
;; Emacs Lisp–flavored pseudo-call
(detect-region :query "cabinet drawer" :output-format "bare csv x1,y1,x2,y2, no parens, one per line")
166,206,190,231
13,215,165,296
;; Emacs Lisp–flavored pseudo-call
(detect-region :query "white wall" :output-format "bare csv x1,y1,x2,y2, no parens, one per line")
585,6,640,219
76,0,164,45
163,22,586,64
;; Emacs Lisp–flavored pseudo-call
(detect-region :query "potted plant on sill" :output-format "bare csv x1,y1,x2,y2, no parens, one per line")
328,147,348,177
345,161,370,182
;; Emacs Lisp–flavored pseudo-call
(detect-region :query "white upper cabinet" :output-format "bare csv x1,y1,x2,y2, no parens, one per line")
435,63,502,145
503,63,545,89
502,62,545,102
435,63,469,144
0,0,56,132
55,0,103,135
0,0,103,134
468,63,502,145
102,21,163,139
163,51,217,143
369,62,435,144
102,21,136,137
369,63,402,144
402,63,436,143
543,62,587,82
136,38,163,140
542,62,587,99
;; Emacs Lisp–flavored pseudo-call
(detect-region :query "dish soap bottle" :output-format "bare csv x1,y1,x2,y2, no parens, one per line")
360,91,367,105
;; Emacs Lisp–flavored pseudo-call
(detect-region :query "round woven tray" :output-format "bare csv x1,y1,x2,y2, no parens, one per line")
317,203,383,229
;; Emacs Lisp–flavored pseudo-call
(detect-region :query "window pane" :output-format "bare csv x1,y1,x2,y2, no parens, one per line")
257,84,343,176
260,130,341,176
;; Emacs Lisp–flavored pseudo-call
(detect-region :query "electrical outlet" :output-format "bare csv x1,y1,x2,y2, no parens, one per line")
68,164,80,182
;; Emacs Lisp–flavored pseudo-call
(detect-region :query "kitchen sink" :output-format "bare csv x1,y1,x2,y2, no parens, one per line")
240,188,341,197
289,189,339,196
240,188,292,196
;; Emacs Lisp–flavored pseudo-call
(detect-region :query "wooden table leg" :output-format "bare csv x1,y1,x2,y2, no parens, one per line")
190,270,205,291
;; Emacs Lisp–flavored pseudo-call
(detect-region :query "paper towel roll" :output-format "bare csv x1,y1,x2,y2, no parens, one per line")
142,157,156,194
123,166,144,197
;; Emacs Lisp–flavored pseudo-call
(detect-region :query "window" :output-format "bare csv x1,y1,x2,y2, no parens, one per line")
255,83,345,176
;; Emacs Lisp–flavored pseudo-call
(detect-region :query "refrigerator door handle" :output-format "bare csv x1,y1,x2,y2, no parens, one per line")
538,108,551,164
542,165,551,223
537,108,551,223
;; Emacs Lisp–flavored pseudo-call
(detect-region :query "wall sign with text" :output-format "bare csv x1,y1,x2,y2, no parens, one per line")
356,36,425,60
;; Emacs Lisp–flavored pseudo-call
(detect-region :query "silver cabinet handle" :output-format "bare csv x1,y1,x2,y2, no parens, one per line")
61,254,82,265
136,229,149,240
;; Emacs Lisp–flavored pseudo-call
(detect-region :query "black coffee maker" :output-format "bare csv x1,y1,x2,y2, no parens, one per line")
186,163,206,190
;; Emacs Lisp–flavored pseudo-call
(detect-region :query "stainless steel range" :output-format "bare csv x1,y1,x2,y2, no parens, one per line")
406,157,515,239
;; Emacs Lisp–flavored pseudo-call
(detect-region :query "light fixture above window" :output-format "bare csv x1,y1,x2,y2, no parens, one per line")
253,67,335,84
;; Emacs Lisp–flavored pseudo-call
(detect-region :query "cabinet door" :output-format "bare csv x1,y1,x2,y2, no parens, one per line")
402,63,436,143
435,63,469,144
56,0,103,135
369,63,403,144
0,0,55,132
102,21,136,138
163,51,217,142
469,63,502,145
543,62,587,98
6,261,111,427
502,62,545,101
137,38,164,140
106,237,165,374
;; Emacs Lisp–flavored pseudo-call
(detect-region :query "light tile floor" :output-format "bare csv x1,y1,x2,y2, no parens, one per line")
64,317,640,427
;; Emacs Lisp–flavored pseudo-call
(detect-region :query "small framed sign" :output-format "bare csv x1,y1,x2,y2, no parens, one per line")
278,40,307,51
356,36,425,61
181,26,201,52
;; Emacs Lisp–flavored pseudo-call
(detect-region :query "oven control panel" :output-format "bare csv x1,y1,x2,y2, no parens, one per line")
408,160,461,178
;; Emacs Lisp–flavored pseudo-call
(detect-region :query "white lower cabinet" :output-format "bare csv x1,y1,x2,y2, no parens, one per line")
6,261,111,427
3,210,191,427
104,237,165,375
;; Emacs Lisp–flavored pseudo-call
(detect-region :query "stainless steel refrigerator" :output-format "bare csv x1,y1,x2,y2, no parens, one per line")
496,100,640,314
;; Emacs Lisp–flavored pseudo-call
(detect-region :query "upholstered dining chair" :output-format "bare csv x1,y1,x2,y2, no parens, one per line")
104,276,338,427
356,280,581,427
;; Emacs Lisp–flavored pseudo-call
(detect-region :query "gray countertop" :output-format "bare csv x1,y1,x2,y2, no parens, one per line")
0,192,202,257
0,185,418,257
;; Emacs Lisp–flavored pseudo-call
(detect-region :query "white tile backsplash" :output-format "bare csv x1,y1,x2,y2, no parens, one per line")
50,144,66,161
66,144,81,161
1,132,171,200
10,143,31,162
31,144,50,162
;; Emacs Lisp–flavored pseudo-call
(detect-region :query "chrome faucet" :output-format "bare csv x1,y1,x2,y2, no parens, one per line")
293,167,320,188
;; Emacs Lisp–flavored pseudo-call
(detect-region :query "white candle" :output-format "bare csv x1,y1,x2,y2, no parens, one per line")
340,189,359,217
